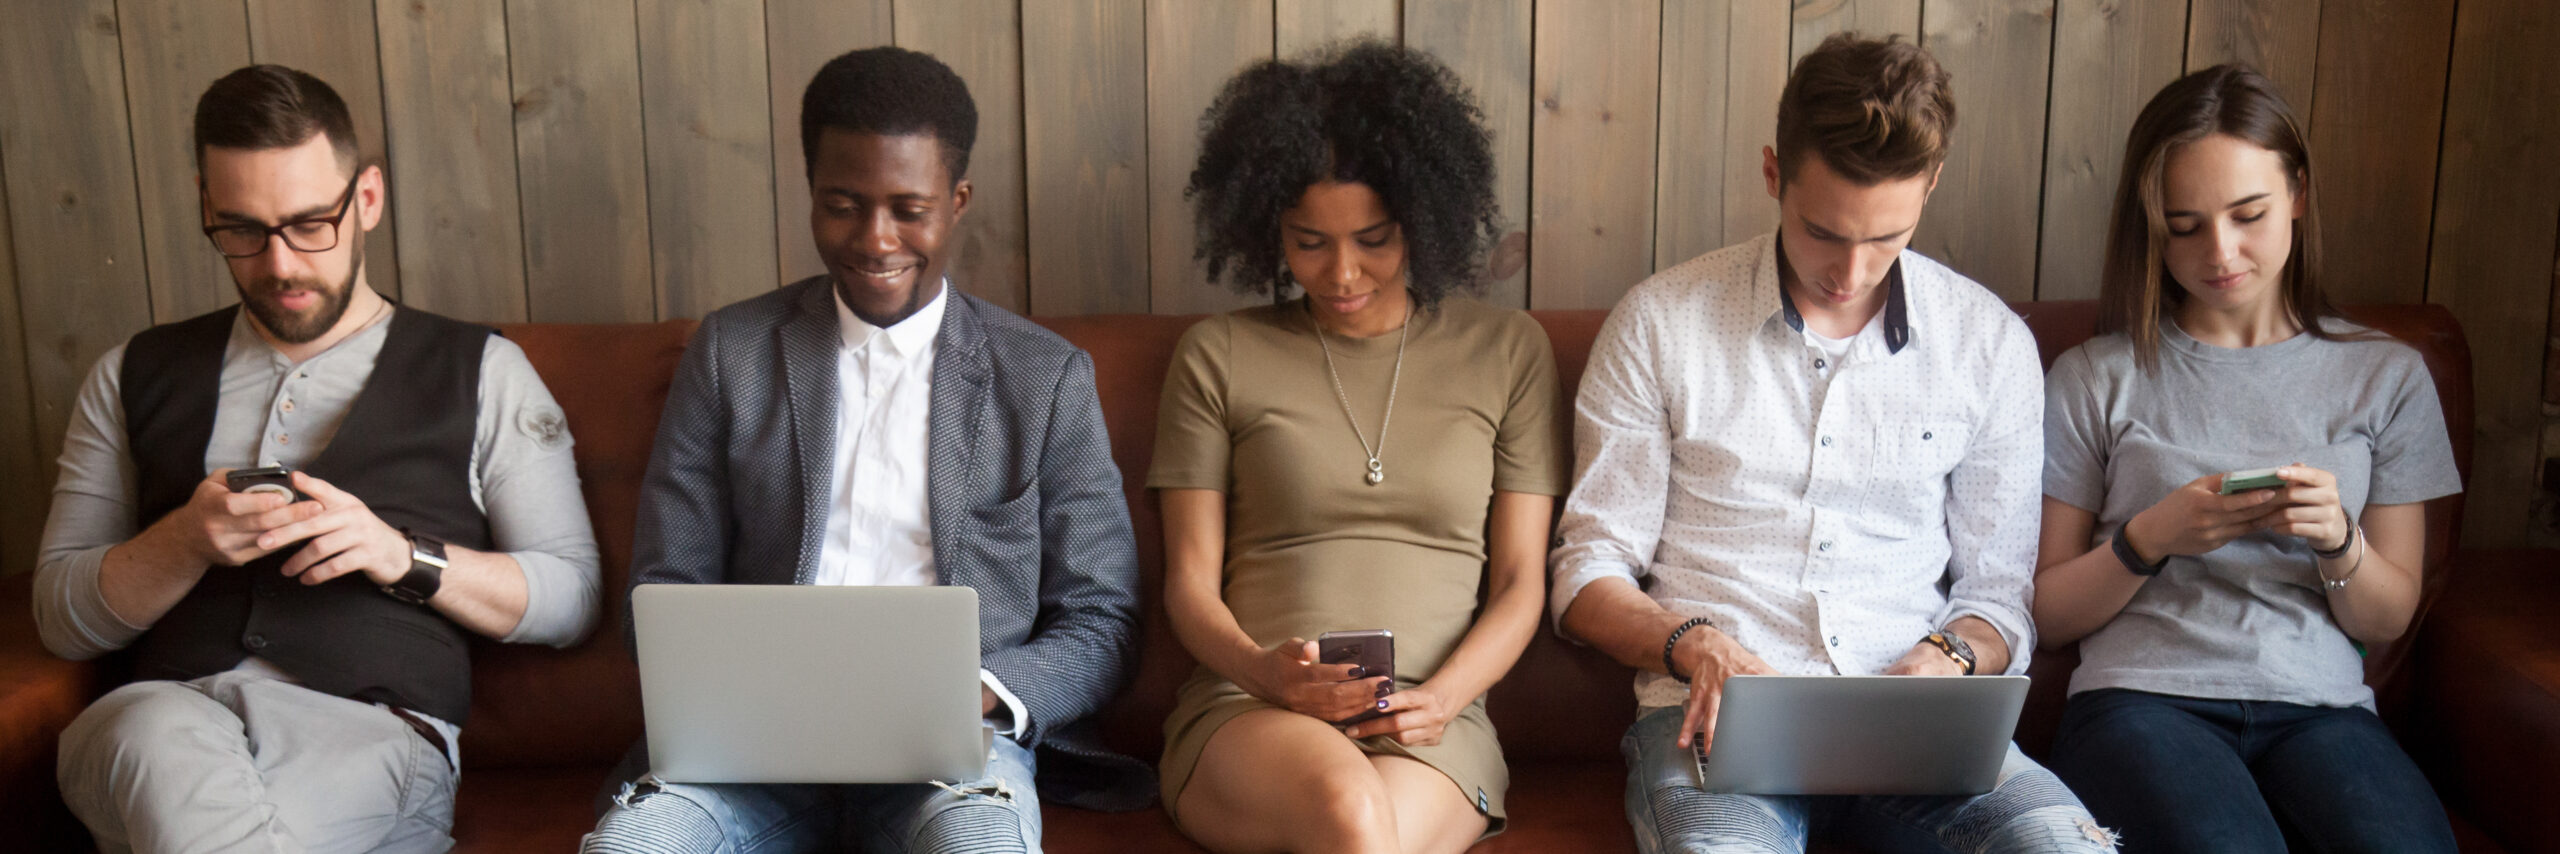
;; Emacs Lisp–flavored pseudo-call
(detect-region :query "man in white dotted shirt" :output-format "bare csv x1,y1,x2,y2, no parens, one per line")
1549,34,2114,853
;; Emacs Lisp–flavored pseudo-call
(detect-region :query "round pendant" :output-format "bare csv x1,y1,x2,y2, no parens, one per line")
1365,459,1385,486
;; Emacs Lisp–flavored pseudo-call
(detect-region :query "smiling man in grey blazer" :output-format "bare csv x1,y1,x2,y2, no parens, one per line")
580,47,1146,854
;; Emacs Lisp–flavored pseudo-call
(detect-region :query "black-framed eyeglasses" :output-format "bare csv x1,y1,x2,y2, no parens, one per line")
201,173,361,258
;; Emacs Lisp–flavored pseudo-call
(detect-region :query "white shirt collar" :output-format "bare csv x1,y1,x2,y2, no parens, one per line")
834,278,950,357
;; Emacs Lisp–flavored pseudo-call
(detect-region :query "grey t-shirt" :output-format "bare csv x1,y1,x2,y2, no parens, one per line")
2042,319,2461,710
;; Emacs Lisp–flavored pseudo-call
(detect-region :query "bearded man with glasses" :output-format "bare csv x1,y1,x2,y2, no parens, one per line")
35,65,601,853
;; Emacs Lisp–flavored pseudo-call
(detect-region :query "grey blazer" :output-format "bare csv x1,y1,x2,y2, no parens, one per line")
627,277,1149,808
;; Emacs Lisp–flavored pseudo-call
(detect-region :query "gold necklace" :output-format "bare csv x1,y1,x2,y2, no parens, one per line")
1311,301,1408,486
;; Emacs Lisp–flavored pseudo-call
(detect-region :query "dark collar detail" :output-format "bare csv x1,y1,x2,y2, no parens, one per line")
1773,234,1913,354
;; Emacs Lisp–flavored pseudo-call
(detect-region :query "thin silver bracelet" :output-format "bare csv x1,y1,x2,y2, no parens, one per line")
2318,524,2365,591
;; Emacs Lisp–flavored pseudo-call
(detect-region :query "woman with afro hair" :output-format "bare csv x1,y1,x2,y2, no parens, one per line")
1143,40,1568,853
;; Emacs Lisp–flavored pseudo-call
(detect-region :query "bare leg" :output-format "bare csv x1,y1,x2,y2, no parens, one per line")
1173,709,1400,854
1369,754,1487,854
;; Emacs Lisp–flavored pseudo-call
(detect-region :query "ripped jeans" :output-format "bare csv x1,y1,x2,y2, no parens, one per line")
581,735,1040,854
1623,705,2116,854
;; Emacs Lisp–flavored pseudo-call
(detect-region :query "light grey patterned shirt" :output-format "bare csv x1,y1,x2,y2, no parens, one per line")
1550,234,2045,709
33,306,602,664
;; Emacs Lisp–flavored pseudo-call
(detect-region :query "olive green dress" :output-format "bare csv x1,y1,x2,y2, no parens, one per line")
1147,295,1567,833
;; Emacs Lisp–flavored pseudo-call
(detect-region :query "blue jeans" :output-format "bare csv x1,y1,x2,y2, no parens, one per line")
2048,688,2456,854
1622,705,2116,853
580,736,1041,854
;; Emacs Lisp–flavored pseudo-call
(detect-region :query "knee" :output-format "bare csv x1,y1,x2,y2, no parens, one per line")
60,683,223,778
1303,770,1397,841
1641,787,1794,854
911,780,1035,854
580,785,723,854
1973,804,2120,854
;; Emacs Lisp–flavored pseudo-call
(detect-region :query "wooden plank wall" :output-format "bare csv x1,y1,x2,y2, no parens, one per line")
3,0,2558,573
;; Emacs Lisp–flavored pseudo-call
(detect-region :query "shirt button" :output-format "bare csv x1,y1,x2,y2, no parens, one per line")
1813,358,1828,370
1817,540,1835,552
280,399,295,413
1819,435,1833,447
244,634,270,650
1922,431,1933,440
276,433,291,445
1828,636,1841,647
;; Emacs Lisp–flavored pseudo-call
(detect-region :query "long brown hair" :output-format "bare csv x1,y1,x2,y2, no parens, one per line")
2097,64,2351,368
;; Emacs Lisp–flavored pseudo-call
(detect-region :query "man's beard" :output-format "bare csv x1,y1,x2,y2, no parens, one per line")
238,237,362,344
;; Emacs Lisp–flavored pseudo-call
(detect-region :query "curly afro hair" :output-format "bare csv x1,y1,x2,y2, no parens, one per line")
1188,40,1501,308
801,46,977,184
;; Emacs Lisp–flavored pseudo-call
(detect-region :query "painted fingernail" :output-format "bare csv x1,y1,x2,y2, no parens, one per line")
1377,699,1390,710
1347,666,1364,678
1376,682,1393,697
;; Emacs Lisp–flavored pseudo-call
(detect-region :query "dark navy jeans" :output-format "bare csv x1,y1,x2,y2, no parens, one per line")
2049,688,2456,854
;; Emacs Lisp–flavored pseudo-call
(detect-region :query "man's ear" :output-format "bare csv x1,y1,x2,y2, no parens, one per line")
1762,146,1783,201
1924,162,1944,199
356,164,387,232
950,177,973,221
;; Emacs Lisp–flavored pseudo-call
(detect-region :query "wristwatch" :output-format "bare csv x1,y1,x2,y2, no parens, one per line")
384,529,447,605
1923,631,1977,675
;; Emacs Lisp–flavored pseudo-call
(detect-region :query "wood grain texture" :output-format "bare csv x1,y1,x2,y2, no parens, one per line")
1530,0,1661,310
375,0,528,322
2307,0,2454,305
1276,0,1402,55
635,0,777,320
507,0,654,323
1914,0,2053,300
1791,0,1921,65
764,0,892,288
1722,0,1791,248
897,0,1030,314
0,138,41,576
116,0,252,324
1654,0,1737,271
0,1,157,467
248,0,403,300
1406,0,1531,307
2427,0,2560,548
2036,0,2187,300
2186,0,2321,118
1023,0,1149,315
1147,0,1274,315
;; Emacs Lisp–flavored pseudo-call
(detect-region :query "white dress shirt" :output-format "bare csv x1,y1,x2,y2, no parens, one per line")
1549,234,2044,708
816,282,1026,734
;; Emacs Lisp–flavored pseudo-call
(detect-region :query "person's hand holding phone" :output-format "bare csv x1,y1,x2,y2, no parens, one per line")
254,471,416,587
2122,472,2286,564
141,468,307,568
2253,463,2351,552
1343,684,1456,746
1670,625,1778,754
1244,638,1391,722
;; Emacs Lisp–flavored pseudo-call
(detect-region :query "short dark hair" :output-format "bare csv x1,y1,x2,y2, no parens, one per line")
800,46,978,183
193,65,360,173
1774,33,1955,185
1187,40,1502,308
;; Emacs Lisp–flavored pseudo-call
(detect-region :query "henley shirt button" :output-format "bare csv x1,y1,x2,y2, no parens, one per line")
244,634,270,650
280,399,295,413
276,433,290,445
1814,358,1828,370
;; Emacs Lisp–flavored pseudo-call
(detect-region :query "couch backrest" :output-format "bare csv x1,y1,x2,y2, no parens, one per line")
461,301,2472,768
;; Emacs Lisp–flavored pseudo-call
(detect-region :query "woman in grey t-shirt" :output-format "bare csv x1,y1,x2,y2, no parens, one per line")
2032,65,2462,854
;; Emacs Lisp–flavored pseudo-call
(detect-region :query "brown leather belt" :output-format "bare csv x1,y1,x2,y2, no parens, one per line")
386,706,452,762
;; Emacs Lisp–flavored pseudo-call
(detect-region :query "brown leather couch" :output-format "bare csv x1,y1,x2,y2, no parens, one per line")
1,301,2548,852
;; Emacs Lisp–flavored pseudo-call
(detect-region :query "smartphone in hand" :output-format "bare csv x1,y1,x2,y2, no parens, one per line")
2218,467,2285,495
1318,629,1395,726
226,466,310,503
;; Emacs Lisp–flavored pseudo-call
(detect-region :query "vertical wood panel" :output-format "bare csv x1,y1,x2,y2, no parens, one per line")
2035,0,2187,300
1023,0,1149,315
898,0,1030,315
1147,0,1274,315
1791,0,1921,65
375,0,528,322
0,1,157,466
1276,0,1402,55
1915,0,2052,300
2186,0,2321,115
1406,0,1530,307
764,0,893,287
1654,0,1735,271
507,0,653,323
2307,0,2454,305
248,0,403,300
116,0,251,323
1721,0,1790,247
2428,0,2560,549
635,0,775,320
1530,0,1660,310
0,139,42,576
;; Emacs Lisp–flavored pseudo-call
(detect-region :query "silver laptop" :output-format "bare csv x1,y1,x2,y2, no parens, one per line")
632,584,988,784
1694,675,2029,795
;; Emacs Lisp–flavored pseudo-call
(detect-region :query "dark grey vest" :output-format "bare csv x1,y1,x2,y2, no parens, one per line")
118,305,495,724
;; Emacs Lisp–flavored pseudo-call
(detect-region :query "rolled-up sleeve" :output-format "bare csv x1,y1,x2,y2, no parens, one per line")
473,337,602,648
1933,319,2043,672
1547,293,1671,632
